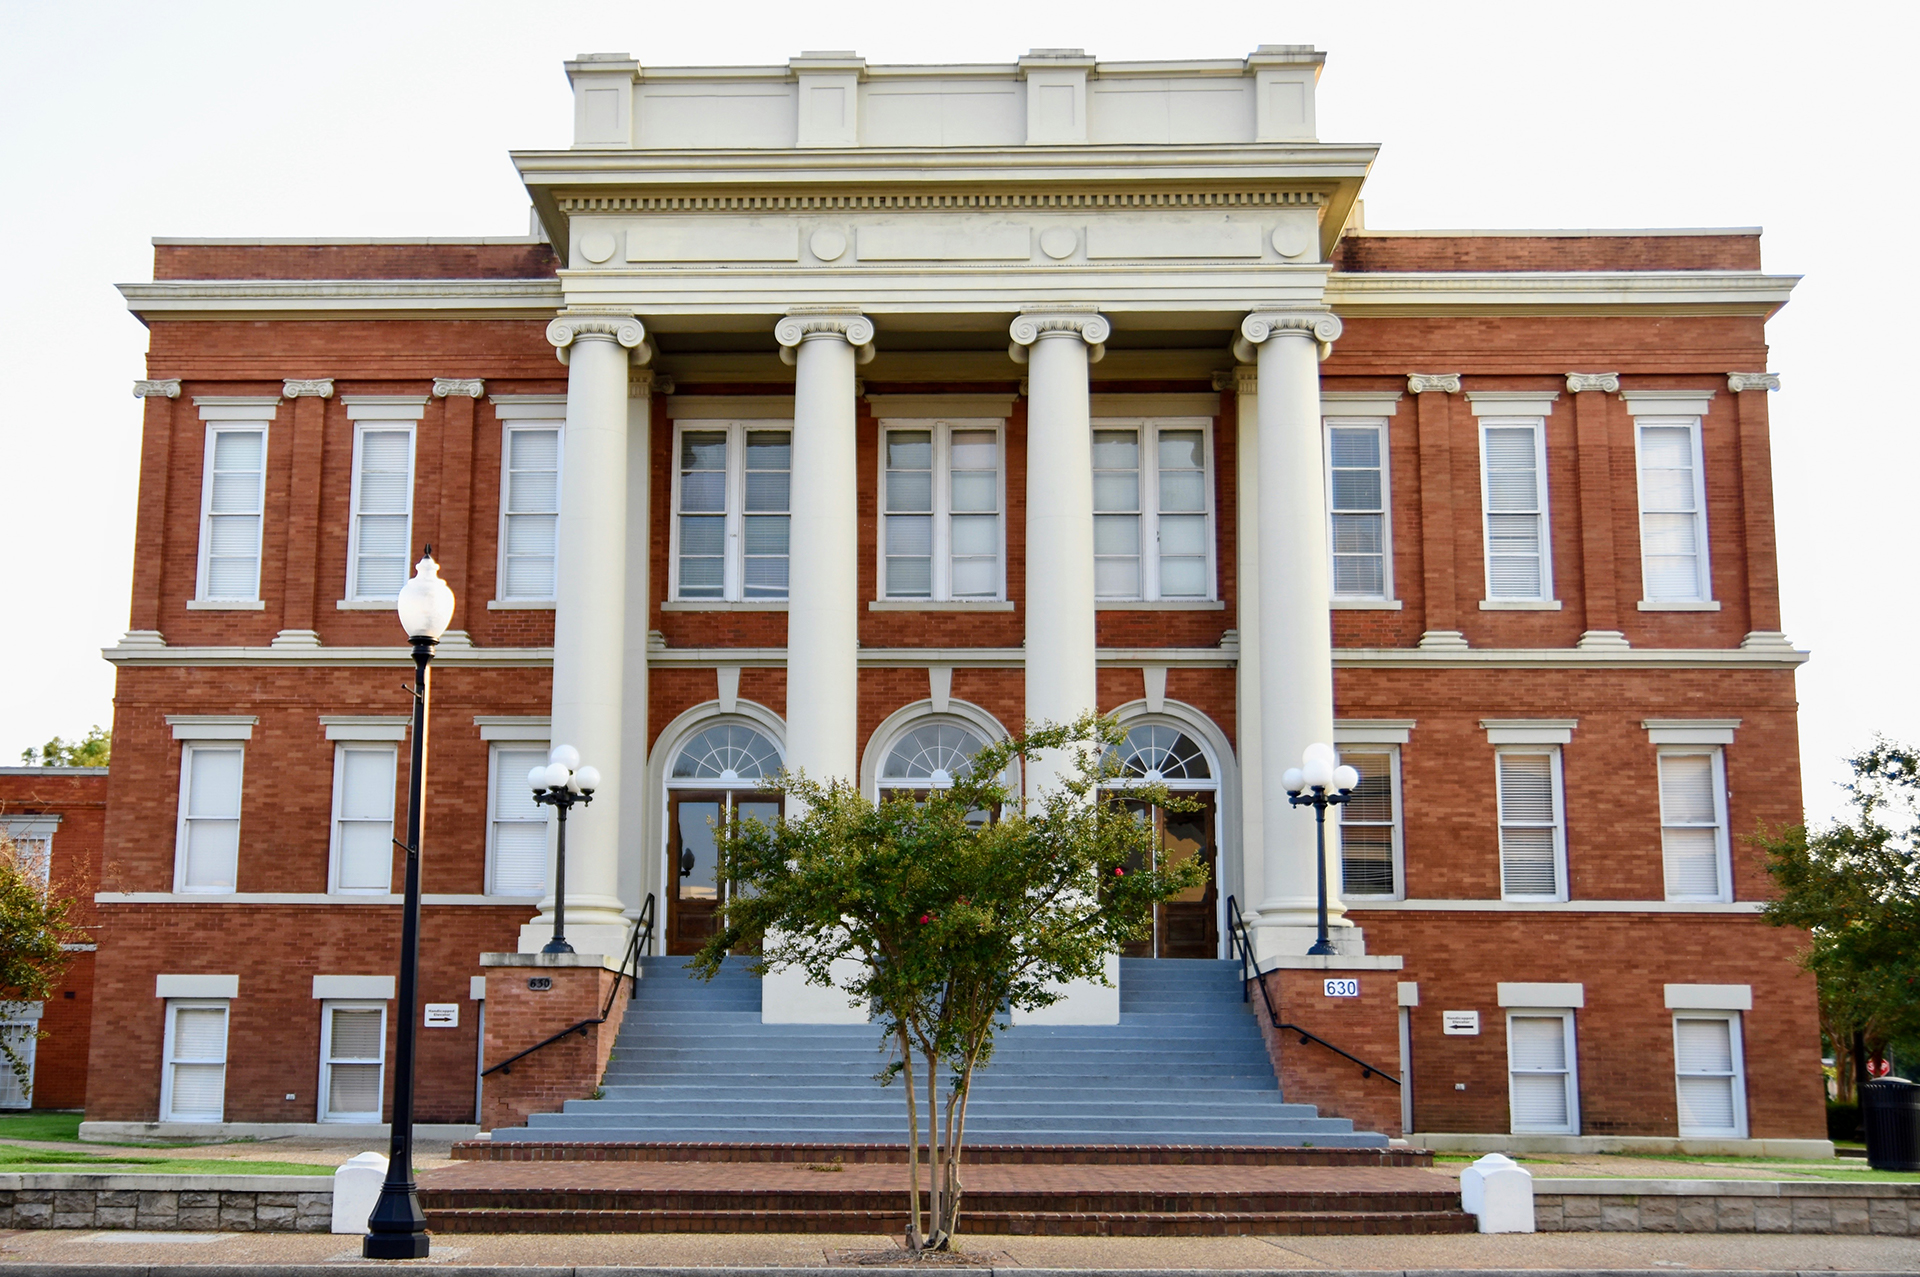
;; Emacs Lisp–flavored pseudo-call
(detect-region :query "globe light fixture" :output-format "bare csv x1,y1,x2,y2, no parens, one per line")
1285,743,1359,958
530,744,599,954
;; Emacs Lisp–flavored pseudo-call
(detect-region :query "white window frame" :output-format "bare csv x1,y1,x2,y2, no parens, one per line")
1658,747,1732,903
1336,745,1403,899
2,818,56,886
1634,415,1714,604
343,415,419,603
160,999,229,1122
1090,416,1216,602
1495,746,1568,902
487,742,550,897
668,420,794,602
328,743,398,895
174,742,245,895
317,1000,387,1123
495,420,564,603
1506,1008,1580,1135
1324,417,1395,601
194,421,269,603
1477,416,1555,603
1673,1011,1748,1138
876,418,1007,602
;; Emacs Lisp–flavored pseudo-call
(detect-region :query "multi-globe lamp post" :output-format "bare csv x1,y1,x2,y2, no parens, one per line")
1283,743,1361,958
363,551,455,1260
529,747,599,954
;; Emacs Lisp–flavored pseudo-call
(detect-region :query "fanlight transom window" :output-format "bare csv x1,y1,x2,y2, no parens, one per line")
881,723,988,788
670,724,781,785
1107,724,1212,783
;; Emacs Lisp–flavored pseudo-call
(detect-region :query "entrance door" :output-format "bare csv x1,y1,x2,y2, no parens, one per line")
667,791,780,955
1117,795,1219,959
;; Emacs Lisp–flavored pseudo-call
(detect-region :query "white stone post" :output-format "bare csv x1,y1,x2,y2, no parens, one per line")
617,370,659,921
1241,310,1356,958
524,311,644,956
1221,366,1265,919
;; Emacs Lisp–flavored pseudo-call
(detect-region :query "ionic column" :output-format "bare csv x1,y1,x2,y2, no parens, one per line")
1728,373,1791,650
1567,372,1628,651
618,369,663,912
525,311,645,955
1216,365,1264,911
1240,311,1352,955
127,380,182,646
272,379,332,649
1408,374,1468,651
431,378,484,648
1010,308,1107,799
775,309,872,788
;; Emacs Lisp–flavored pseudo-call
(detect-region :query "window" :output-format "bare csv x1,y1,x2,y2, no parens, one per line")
196,425,267,602
1479,419,1553,600
1496,749,1565,900
1659,749,1730,901
880,721,990,791
1103,723,1221,959
1326,420,1392,598
330,745,396,894
319,1002,386,1122
880,421,1004,600
488,745,549,896
1507,1010,1579,1134
176,744,243,893
666,722,784,955
1338,749,1401,897
0,1010,36,1109
672,423,791,601
1637,418,1712,602
346,424,416,601
1,819,54,885
1092,419,1214,601
1674,1013,1747,1138
161,1000,228,1122
499,425,561,600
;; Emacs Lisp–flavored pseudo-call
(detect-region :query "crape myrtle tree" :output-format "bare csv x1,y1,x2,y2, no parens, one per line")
1758,737,1920,1098
0,830,85,1087
692,713,1209,1253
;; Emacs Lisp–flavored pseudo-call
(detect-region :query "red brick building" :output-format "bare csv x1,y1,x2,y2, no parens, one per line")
81,47,1823,1153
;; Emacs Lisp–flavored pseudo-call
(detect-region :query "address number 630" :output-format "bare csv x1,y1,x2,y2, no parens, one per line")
1323,978,1360,998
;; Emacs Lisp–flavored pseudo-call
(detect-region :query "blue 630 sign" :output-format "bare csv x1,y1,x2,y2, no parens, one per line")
1323,978,1360,998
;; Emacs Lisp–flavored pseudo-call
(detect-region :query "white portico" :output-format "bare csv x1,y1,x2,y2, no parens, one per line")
516,46,1376,968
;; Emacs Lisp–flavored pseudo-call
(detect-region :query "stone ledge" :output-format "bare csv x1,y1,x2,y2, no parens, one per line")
1534,1179,1920,1234
0,1176,333,1233
1413,1131,1835,1158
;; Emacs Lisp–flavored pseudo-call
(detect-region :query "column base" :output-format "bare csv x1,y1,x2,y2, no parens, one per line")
517,917,632,959
1739,630,1800,653
1417,630,1470,651
1575,630,1631,651
1251,922,1367,963
270,629,322,649
119,630,167,649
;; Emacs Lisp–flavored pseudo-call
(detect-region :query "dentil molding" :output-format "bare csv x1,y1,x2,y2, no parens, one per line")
432,378,485,399
1565,372,1620,393
1406,373,1461,395
282,379,334,399
132,379,181,399
1727,372,1781,392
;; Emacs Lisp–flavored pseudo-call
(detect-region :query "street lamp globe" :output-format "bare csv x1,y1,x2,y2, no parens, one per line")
549,743,581,771
1301,752,1335,791
1333,764,1361,794
396,554,456,640
1282,767,1305,794
573,765,601,793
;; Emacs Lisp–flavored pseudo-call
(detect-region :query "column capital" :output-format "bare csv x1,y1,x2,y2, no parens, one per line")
282,378,334,399
1565,372,1620,394
547,310,649,366
1009,307,1110,348
1407,373,1461,395
776,307,875,348
1236,310,1342,363
1728,372,1781,393
132,379,180,399
432,377,484,399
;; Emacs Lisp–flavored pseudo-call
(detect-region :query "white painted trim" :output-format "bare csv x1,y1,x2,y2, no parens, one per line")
327,741,397,895
1482,719,1576,745
488,599,558,610
868,394,1016,418
166,716,258,741
341,396,430,420
1,816,60,838
1096,600,1224,610
173,741,244,895
1088,393,1220,417
1477,414,1555,603
1639,599,1721,610
1342,898,1764,913
344,418,418,604
1666,983,1753,1010
1506,1007,1581,1136
664,396,795,419
312,975,395,1000
496,417,564,605
1467,391,1559,416
1495,745,1568,902
1633,413,1715,605
1320,392,1402,417
193,419,269,605
320,716,408,742
316,1000,387,1124
1658,746,1733,904
661,600,788,611
1644,719,1741,745
160,999,229,1124
1334,719,1414,745
103,892,542,906
155,974,238,999
1622,390,1717,415
474,716,551,742
194,397,281,420
1672,1009,1749,1139
1335,740,1403,903
487,395,569,419
186,599,265,611
870,600,1016,611
1499,982,1585,1008
1479,599,1562,610
1324,414,1395,604
1332,599,1402,610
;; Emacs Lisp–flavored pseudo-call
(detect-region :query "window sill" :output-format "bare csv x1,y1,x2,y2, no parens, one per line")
1479,599,1563,611
336,599,398,611
869,600,1015,612
187,599,264,611
1639,599,1722,611
1095,600,1226,611
661,600,787,611
1332,599,1404,611
488,599,557,610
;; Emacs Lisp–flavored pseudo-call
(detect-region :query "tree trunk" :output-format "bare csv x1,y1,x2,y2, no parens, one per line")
899,1028,923,1252
1854,1027,1870,1100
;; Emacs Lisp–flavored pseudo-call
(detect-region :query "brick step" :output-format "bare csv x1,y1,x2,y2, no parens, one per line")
452,1141,1433,1166
424,1206,1475,1236
425,1188,1463,1214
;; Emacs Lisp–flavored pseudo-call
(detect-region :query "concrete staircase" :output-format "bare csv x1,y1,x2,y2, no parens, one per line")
487,955,1386,1148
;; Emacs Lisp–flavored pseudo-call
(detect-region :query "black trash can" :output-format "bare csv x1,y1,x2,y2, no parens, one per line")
1861,1077,1920,1171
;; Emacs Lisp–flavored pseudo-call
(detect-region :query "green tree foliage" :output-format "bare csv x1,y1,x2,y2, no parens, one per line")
693,714,1208,1253
19,726,110,769
0,831,84,1086
1758,737,1920,1098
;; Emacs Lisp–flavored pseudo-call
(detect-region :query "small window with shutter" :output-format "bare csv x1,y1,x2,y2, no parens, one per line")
1337,748,1401,897
499,425,562,601
1496,749,1566,900
1674,1012,1747,1137
320,1002,386,1122
1507,1010,1579,1134
1659,749,1730,902
1479,419,1553,601
162,1000,229,1122
330,745,397,894
488,745,549,897
1636,418,1712,603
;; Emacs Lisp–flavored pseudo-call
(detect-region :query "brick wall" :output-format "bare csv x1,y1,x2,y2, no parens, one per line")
1331,233,1763,273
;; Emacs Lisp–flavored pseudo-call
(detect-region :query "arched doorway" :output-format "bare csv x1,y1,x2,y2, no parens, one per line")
663,721,782,955
1105,723,1219,959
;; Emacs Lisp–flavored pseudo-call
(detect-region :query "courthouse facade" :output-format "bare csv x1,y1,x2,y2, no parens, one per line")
85,46,1825,1149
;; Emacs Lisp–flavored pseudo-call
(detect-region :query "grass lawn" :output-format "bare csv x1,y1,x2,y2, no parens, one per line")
1432,1150,1920,1183
0,1144,329,1177
0,1112,83,1142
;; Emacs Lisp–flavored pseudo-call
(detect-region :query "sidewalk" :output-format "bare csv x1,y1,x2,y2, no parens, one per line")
0,1227,1915,1272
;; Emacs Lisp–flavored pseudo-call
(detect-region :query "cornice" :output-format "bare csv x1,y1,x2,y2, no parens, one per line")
1565,372,1620,393
132,379,181,399
1325,271,1799,318
118,278,565,321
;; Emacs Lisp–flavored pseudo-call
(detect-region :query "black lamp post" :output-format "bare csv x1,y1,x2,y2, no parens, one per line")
1283,744,1360,958
363,551,454,1261
528,748,599,954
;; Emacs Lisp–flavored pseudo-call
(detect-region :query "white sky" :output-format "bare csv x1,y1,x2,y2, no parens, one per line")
0,1,1911,825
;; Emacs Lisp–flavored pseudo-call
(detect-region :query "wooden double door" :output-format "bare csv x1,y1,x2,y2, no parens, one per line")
666,789,779,955
1121,793,1220,960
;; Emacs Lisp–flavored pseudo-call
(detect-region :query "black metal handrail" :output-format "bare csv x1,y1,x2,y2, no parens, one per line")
1225,894,1400,1086
483,892,655,1078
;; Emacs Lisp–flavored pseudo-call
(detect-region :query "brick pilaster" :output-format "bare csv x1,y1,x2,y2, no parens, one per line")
128,381,181,636
1568,374,1624,648
1729,374,1784,640
432,379,483,629
1409,375,1466,649
276,380,333,643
